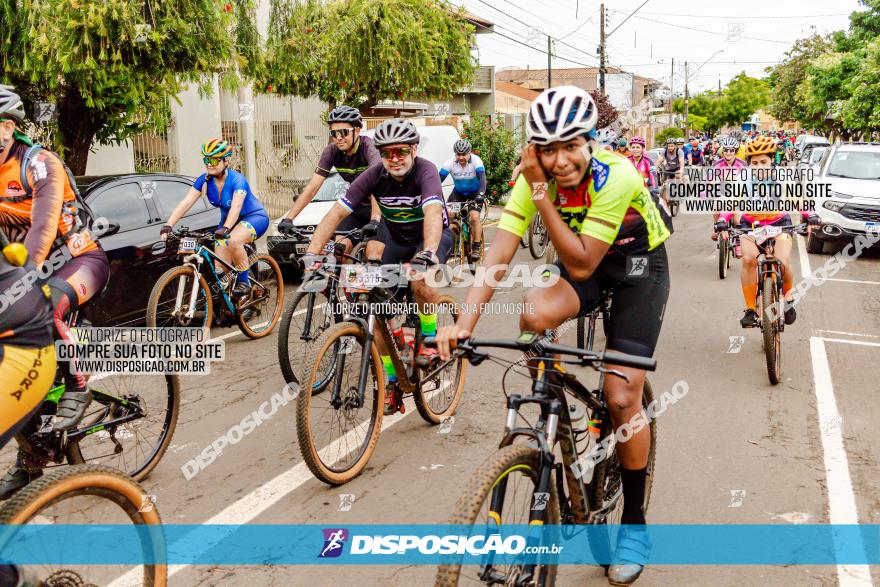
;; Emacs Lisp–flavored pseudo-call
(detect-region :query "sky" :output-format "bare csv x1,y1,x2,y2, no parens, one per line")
458,0,865,94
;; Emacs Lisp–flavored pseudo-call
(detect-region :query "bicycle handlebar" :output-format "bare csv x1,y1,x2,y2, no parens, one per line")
421,335,657,372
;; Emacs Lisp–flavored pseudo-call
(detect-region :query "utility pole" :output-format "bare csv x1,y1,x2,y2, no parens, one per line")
599,3,606,93
669,58,674,126
547,35,552,89
684,61,689,138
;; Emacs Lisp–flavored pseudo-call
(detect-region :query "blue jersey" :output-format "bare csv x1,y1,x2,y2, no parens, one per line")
439,154,486,196
193,169,267,225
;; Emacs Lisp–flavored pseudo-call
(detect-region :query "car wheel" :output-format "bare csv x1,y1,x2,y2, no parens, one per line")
807,233,825,255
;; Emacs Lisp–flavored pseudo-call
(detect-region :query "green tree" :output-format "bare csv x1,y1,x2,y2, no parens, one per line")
265,0,476,109
767,33,833,126
1,0,261,174
654,127,683,146
840,37,880,132
461,113,518,204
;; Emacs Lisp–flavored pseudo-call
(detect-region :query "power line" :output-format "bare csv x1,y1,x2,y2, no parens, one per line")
489,30,597,68
558,11,596,41
468,0,600,62
622,14,790,44
613,9,851,19
606,0,651,37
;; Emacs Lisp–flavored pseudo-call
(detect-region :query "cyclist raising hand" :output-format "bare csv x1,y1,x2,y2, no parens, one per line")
437,86,671,586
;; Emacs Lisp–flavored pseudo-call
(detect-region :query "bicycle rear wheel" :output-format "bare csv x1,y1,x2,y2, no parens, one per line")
146,265,212,329
296,321,384,485
236,253,284,339
412,296,467,424
66,373,180,481
529,216,549,259
587,379,656,565
436,444,560,587
762,277,782,384
277,289,336,387
718,237,730,280
0,464,166,586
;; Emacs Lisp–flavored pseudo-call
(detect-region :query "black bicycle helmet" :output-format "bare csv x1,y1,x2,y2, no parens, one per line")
327,105,363,128
0,85,25,123
372,118,420,147
454,139,471,155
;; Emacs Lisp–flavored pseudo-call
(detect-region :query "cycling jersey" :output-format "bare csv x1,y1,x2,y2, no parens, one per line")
627,154,657,189
0,142,98,265
499,147,671,258
683,144,704,165
0,257,54,349
341,157,448,243
719,178,812,225
439,154,486,197
193,169,267,229
315,135,381,189
661,148,682,174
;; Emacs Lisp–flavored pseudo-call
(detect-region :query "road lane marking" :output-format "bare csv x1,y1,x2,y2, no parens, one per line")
808,337,873,586
795,234,812,280
815,330,880,339
818,337,880,348
826,278,880,286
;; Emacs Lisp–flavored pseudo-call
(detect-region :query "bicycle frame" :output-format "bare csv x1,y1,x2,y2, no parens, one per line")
178,245,241,317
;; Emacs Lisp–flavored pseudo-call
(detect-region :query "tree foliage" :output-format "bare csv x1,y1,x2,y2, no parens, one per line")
265,0,476,109
654,127,683,146
672,74,769,132
590,90,619,130
1,0,262,174
461,113,519,204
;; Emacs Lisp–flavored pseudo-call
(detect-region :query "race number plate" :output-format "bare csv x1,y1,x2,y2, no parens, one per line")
343,265,383,292
764,225,783,237
178,238,197,253
323,241,336,254
295,243,309,254
447,202,463,213
866,222,879,236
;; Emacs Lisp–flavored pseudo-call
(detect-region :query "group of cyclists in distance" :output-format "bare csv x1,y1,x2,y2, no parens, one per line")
0,74,824,586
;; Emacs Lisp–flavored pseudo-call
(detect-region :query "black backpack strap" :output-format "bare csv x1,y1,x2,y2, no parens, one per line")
20,144,43,197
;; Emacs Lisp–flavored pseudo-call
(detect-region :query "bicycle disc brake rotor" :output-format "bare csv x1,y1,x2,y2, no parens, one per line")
43,569,97,587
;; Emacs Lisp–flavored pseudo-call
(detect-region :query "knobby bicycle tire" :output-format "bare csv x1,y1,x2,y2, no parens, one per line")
0,464,167,587
296,321,385,485
146,265,213,329
412,295,467,424
436,444,560,587
236,253,284,339
762,276,782,384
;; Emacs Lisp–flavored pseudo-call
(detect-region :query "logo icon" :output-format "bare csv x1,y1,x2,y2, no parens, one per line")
139,494,157,513
319,528,349,558
728,489,746,508
727,336,745,354
338,493,356,511
726,23,744,43
532,492,549,511
628,256,648,277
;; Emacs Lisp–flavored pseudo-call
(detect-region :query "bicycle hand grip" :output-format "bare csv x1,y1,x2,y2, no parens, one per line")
601,350,657,371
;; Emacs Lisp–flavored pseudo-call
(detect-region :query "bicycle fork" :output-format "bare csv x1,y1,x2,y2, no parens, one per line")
176,256,203,321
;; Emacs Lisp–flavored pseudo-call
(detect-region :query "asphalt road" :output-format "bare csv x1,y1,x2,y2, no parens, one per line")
63,211,880,585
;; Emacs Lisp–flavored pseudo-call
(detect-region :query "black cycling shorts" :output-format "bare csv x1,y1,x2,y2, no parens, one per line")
336,206,373,245
448,189,483,212
555,245,670,358
371,222,454,265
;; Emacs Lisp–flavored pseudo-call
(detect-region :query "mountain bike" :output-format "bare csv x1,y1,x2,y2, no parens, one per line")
429,331,657,586
528,214,549,259
447,201,485,276
296,263,466,485
0,463,166,586
146,228,283,338
277,225,374,387
717,229,736,280
0,311,180,499
725,223,807,384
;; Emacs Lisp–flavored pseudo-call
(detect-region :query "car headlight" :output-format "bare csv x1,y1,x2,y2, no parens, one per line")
823,200,846,212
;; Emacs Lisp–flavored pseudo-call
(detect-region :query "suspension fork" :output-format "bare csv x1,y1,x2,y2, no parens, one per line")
175,255,203,320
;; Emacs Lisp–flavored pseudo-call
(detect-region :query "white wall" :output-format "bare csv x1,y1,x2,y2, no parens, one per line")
169,79,224,177
85,141,135,175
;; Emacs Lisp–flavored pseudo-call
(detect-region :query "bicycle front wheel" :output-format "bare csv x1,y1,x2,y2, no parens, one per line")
277,289,336,387
718,237,729,280
296,321,385,485
66,373,180,481
413,296,467,424
146,265,213,329
436,444,560,587
0,464,166,587
529,216,549,259
236,253,284,339
762,276,782,384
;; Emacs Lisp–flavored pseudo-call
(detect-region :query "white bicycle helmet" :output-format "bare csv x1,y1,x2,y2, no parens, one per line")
0,85,25,123
595,127,618,145
719,136,739,150
527,86,598,145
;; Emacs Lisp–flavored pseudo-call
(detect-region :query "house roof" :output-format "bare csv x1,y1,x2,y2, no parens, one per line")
496,81,540,101
496,67,662,87
462,11,494,33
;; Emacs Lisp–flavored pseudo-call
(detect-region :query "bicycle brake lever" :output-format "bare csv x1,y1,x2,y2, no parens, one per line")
597,365,630,383
468,352,489,366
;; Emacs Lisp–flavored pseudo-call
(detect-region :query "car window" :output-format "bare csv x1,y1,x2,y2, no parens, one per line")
810,148,826,164
314,174,349,202
827,151,880,179
87,183,151,232
151,180,207,219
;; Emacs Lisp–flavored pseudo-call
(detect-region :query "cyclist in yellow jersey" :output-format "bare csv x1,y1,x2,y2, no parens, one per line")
436,86,671,586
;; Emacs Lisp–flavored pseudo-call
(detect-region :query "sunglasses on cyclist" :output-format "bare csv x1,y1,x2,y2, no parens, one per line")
379,147,412,160
203,156,226,166
329,129,352,139
723,148,737,153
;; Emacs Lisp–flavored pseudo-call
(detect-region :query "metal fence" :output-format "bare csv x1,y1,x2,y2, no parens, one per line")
132,125,177,174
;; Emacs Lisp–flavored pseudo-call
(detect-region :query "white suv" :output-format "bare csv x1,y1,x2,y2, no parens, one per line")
807,142,880,254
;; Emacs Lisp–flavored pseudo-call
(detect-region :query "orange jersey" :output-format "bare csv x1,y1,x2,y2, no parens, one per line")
0,143,97,264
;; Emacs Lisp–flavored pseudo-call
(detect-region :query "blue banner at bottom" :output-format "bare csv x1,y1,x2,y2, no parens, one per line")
0,524,878,565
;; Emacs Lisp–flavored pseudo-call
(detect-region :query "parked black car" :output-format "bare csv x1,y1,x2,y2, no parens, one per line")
76,174,217,327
